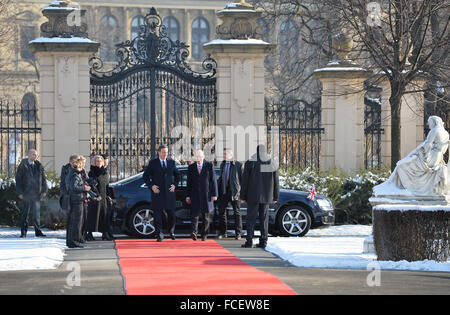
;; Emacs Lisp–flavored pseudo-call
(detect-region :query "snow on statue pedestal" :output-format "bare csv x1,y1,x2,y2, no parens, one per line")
369,116,450,262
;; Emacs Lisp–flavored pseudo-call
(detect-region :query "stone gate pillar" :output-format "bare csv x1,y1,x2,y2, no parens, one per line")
314,34,371,172
203,1,275,163
29,1,99,174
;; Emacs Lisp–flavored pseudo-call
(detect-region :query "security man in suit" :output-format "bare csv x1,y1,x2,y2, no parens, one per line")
217,148,243,240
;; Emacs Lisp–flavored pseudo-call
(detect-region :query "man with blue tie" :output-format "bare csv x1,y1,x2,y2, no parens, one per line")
143,145,180,242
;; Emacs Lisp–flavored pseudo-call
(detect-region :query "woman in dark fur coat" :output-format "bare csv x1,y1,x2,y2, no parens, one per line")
86,155,112,241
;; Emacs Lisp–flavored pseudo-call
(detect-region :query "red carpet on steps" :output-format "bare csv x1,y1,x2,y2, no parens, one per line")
114,239,296,295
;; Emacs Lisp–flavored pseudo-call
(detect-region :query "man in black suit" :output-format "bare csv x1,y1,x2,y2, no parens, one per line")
15,149,48,238
143,145,180,242
240,144,279,249
186,150,218,241
217,148,243,240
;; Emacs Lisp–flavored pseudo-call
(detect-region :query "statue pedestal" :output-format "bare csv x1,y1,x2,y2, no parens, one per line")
370,196,450,262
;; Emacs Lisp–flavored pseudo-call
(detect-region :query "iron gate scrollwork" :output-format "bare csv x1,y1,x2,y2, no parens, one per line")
89,7,217,181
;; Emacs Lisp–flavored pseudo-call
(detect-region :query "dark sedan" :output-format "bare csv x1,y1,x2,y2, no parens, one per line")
109,166,334,237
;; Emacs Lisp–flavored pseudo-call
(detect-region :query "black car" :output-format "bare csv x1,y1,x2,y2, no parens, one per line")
109,166,334,237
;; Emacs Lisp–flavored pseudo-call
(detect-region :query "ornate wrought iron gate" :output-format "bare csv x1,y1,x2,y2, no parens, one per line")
89,8,216,181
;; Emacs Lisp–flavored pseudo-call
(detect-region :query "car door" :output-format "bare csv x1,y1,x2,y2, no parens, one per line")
175,169,192,226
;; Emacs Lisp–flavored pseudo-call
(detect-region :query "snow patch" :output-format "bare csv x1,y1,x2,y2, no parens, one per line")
264,225,450,272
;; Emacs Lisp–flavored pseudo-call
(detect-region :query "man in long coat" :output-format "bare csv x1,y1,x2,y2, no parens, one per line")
143,145,180,242
240,144,279,249
186,150,218,241
15,149,48,237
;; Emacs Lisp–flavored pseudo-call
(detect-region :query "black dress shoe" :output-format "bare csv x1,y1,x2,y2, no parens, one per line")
35,232,46,237
86,232,95,241
256,242,267,249
67,242,83,249
201,235,207,241
102,233,113,241
170,234,176,240
241,241,253,248
156,238,163,242
191,232,197,241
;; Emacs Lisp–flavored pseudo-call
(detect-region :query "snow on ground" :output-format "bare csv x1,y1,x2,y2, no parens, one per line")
265,225,450,273
0,228,67,271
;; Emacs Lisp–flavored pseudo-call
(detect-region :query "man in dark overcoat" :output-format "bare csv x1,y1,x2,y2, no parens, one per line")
15,149,48,238
240,144,279,249
186,150,218,241
143,145,180,242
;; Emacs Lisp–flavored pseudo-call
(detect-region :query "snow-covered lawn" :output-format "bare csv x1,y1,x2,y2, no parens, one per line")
266,225,450,273
0,227,67,271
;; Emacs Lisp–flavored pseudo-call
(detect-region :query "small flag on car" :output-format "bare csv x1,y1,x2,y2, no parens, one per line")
307,184,317,201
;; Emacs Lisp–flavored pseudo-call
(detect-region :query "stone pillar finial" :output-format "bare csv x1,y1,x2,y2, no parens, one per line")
40,0,88,38
215,1,262,40
332,31,354,63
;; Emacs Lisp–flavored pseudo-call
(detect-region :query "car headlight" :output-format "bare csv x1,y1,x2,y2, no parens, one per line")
316,198,333,211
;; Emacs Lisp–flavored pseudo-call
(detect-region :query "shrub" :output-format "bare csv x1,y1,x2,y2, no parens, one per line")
0,172,64,229
279,167,391,224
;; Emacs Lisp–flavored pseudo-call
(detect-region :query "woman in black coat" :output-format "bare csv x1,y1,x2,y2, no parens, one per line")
66,158,91,248
86,155,112,241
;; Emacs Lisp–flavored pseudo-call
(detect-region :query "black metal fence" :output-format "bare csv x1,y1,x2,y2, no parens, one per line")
0,99,40,176
364,93,383,169
265,99,323,169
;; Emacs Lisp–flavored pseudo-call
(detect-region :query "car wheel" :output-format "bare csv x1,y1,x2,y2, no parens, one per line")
277,205,311,237
128,205,156,238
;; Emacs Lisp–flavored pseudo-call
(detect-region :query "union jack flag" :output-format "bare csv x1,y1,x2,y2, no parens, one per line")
307,184,317,201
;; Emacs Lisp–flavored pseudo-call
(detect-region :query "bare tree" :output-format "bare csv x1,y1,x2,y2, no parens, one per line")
253,0,449,170
0,0,17,71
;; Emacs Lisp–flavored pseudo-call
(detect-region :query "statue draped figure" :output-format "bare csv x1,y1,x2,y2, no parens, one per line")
374,116,450,196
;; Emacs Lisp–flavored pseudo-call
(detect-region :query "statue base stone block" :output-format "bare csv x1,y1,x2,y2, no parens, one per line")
370,201,450,262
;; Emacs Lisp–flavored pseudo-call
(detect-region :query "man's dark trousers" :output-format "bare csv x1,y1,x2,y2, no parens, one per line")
154,209,176,239
191,213,210,237
217,189,242,236
245,202,270,244
21,198,42,236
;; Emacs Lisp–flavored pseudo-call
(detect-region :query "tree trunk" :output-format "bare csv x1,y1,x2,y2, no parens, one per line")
389,82,404,171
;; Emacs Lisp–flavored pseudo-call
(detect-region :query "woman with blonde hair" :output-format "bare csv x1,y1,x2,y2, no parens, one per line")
66,157,91,248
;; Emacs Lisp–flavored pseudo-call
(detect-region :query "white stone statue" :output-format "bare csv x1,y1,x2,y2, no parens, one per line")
374,115,449,197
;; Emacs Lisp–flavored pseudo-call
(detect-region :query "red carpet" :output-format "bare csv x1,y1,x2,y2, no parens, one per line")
115,239,296,295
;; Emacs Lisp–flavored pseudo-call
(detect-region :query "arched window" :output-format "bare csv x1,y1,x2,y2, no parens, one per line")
100,15,120,62
130,15,145,40
256,18,269,42
21,93,37,123
279,19,298,59
191,17,210,60
162,16,180,42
